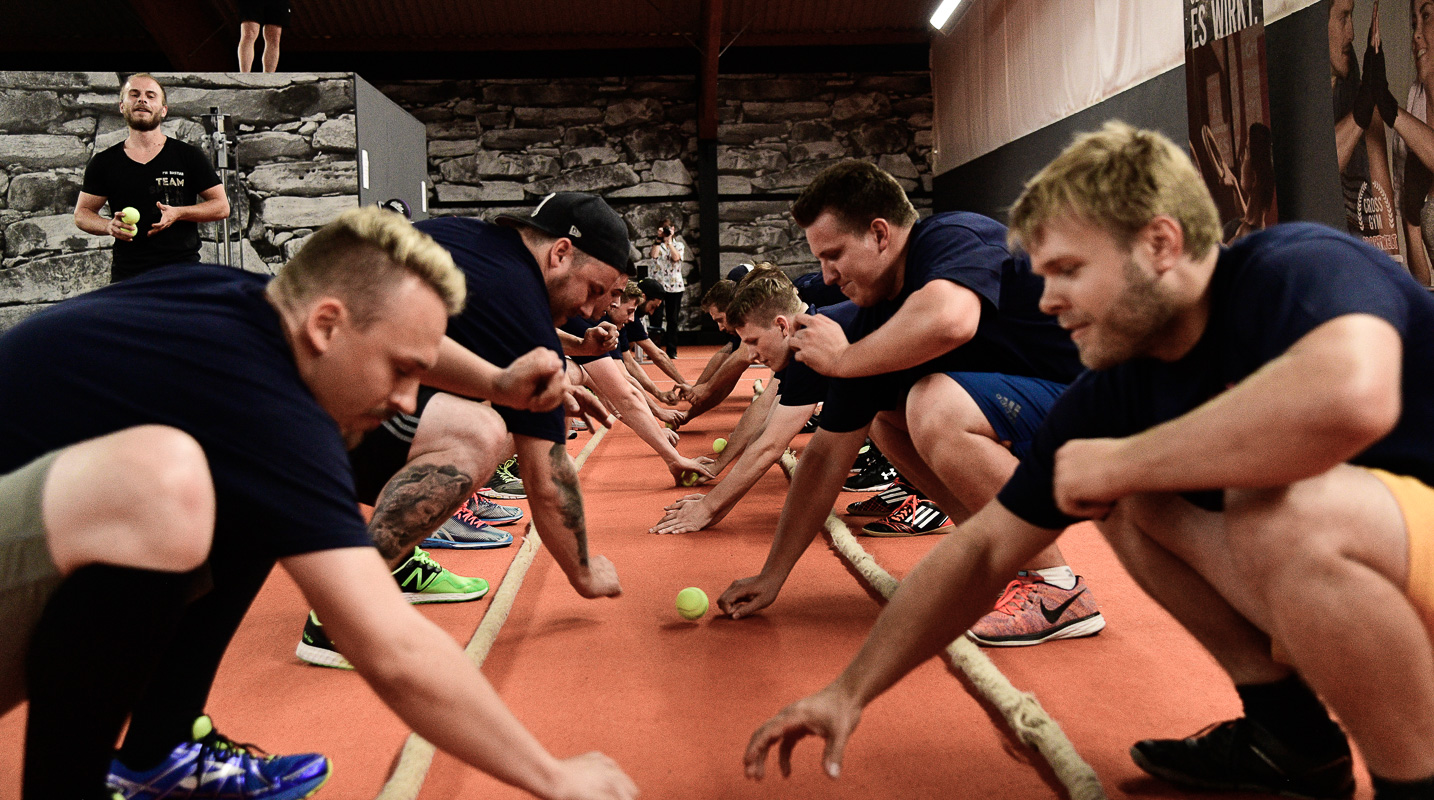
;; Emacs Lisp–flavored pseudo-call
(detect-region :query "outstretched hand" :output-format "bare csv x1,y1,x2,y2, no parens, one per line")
650,494,712,534
717,573,781,619
744,687,862,782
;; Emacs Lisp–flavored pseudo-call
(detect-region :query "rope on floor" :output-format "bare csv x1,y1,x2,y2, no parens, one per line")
780,452,1107,800
373,424,610,800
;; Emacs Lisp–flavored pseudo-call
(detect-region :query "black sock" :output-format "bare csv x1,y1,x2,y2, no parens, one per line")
23,564,201,800
117,557,269,772
1236,675,1346,759
1373,773,1434,799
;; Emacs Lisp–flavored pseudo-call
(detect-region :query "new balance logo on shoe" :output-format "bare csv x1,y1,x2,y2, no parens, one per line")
400,569,438,593
1041,590,1087,623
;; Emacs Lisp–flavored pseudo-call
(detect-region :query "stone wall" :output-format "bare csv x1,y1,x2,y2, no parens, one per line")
374,71,933,330
0,71,357,329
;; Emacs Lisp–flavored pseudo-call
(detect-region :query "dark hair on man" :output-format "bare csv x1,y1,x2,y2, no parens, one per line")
791,160,918,232
637,278,664,299
701,279,737,311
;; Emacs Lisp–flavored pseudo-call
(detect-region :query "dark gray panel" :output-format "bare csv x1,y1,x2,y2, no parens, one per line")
355,75,430,220
931,69,1187,220
933,3,1341,230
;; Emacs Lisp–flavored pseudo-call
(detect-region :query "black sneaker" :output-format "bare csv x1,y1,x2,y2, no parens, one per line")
846,477,924,515
842,457,897,492
860,496,955,536
1131,718,1354,800
849,440,883,475
296,612,353,670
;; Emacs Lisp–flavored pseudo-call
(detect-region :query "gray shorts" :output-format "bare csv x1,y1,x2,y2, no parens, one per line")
0,450,63,713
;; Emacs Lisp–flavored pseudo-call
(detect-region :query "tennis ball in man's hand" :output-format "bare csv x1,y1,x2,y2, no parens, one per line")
676,587,709,620
119,207,140,225
712,437,727,453
681,471,700,486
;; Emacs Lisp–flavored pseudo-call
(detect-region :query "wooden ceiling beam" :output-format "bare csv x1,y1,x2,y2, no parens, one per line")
698,0,722,140
278,29,926,52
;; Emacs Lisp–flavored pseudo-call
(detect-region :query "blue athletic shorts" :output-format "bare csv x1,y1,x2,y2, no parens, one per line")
942,372,1068,460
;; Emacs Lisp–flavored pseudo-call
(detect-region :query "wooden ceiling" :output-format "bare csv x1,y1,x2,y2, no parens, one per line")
8,0,936,74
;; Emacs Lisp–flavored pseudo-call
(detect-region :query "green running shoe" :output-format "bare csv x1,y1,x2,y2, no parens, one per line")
392,547,490,603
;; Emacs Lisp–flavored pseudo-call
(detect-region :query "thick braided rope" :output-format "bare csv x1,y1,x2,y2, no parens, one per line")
780,452,1106,800
374,424,609,800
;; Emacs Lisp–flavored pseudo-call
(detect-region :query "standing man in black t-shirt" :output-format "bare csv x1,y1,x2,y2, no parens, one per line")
744,123,1434,800
717,162,1099,648
3,208,635,800
75,73,230,283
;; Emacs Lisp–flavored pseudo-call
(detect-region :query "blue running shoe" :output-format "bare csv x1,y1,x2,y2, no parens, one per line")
108,715,330,799
423,501,514,550
467,495,522,526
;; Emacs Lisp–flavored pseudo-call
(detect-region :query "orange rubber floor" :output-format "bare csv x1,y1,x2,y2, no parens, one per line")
0,347,1375,799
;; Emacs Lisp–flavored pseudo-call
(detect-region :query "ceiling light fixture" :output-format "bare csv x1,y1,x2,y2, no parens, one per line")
929,0,967,31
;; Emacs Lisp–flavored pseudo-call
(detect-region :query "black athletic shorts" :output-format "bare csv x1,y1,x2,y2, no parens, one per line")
348,387,438,505
238,0,291,26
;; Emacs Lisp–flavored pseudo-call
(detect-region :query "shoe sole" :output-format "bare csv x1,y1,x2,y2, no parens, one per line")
296,642,354,670
860,521,956,537
1128,748,1353,800
966,612,1107,647
422,535,513,550
477,488,527,500
404,586,491,604
842,480,894,493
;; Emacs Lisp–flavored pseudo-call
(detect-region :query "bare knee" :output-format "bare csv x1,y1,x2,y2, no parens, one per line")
46,426,215,573
1225,484,1340,594
119,427,215,570
262,25,282,46
239,22,260,44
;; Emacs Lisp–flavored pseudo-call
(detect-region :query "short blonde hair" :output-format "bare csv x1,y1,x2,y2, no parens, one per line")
727,267,802,329
272,206,465,325
1008,121,1221,260
620,280,645,302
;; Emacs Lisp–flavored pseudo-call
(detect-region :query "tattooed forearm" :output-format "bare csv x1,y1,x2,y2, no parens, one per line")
369,463,473,562
549,441,589,566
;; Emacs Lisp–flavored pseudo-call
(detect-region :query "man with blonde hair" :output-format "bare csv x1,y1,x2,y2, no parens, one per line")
653,267,853,533
1,206,635,800
745,122,1434,800
718,160,1097,649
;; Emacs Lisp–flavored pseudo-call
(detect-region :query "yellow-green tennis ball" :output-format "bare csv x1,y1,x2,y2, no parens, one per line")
676,587,708,620
682,471,699,486
712,437,727,453
119,207,140,225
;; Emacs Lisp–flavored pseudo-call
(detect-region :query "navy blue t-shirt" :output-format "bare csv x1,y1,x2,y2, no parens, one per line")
818,213,1081,433
998,223,1434,530
416,216,566,444
0,266,371,561
780,301,857,407
623,317,649,347
560,315,620,365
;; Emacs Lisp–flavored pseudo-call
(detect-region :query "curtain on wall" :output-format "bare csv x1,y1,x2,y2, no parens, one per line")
929,0,1318,175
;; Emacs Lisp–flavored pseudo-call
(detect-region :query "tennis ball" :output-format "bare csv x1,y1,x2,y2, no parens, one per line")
681,471,699,486
676,587,708,620
712,437,727,453
119,207,140,225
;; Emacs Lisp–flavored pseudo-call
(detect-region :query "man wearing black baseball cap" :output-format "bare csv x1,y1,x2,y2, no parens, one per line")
318,193,635,621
